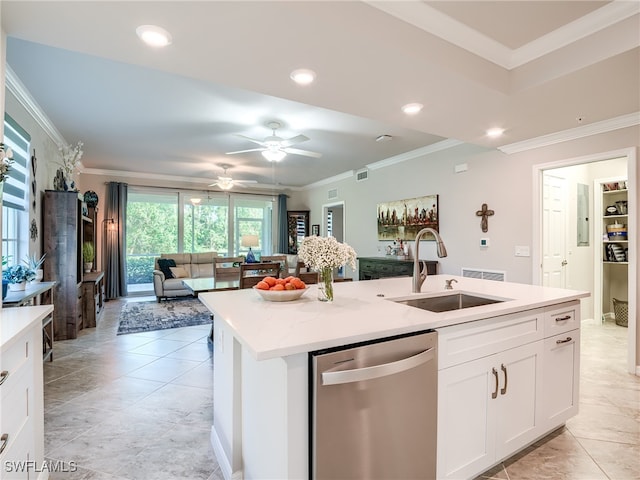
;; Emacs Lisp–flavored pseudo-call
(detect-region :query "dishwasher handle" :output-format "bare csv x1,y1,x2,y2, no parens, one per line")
322,347,435,386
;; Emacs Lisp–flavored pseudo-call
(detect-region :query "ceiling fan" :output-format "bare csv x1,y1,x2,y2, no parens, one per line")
208,165,257,190
226,121,322,162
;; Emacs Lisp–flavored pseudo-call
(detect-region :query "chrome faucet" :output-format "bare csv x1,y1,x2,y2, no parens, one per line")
445,278,458,290
412,228,448,293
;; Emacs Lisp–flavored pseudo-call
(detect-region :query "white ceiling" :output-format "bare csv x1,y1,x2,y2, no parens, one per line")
2,1,638,189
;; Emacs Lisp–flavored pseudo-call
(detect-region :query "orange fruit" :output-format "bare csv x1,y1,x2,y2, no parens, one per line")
285,276,294,282
256,281,270,290
284,283,296,290
272,284,285,291
275,278,287,286
264,276,277,287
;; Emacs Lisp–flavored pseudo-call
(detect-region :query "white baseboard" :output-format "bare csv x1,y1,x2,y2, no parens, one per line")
211,426,243,480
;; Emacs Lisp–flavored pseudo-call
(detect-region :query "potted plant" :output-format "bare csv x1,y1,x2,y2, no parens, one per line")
3,264,36,291
22,253,46,283
82,242,95,273
2,255,10,299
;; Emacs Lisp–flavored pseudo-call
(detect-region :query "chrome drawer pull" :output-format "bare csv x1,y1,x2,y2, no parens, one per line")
0,433,8,454
0,370,8,386
491,368,499,399
555,315,571,322
556,337,573,344
500,364,508,395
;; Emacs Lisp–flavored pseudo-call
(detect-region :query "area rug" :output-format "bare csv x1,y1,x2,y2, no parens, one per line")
117,298,212,335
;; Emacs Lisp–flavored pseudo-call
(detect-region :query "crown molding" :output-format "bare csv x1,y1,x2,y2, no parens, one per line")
366,1,639,69
5,65,67,147
498,112,640,154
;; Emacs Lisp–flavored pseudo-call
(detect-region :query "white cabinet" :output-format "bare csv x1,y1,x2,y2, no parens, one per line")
437,335,543,479
1,307,48,480
437,302,581,480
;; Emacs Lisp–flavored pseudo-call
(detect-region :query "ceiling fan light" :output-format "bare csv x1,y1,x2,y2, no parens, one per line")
290,68,316,85
136,25,172,47
262,150,286,162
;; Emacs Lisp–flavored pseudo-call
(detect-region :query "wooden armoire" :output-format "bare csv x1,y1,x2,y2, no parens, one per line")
42,190,85,340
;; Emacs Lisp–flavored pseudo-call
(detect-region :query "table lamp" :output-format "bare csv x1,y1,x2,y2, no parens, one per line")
241,235,259,263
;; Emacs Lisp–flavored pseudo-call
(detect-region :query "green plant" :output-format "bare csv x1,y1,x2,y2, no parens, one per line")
22,252,46,270
82,242,95,263
3,264,35,284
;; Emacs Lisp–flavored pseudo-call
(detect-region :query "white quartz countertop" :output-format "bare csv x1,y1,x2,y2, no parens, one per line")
0,305,54,349
198,275,589,361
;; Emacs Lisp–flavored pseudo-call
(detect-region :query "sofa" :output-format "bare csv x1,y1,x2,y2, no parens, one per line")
153,252,217,302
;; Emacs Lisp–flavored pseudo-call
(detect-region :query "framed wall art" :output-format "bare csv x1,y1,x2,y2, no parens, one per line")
377,194,439,241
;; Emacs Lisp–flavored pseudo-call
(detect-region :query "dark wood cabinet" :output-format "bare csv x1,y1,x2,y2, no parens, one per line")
287,210,309,254
82,271,105,328
358,257,437,281
43,190,84,340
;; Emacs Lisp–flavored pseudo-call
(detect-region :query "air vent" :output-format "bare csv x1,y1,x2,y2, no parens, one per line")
461,268,506,282
328,188,338,200
356,168,369,182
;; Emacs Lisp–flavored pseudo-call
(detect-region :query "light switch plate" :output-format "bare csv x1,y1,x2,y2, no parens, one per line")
515,246,530,257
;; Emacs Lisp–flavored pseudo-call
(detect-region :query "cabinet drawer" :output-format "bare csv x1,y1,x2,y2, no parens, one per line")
0,364,32,456
0,418,32,478
1,335,32,385
437,308,544,369
544,301,580,337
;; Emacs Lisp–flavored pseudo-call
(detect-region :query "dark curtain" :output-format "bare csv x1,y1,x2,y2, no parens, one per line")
277,194,288,253
105,182,128,299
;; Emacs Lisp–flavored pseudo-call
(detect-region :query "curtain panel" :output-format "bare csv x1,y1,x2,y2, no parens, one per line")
105,182,128,299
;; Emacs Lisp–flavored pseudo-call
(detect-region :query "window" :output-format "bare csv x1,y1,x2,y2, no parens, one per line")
126,188,275,293
2,114,30,266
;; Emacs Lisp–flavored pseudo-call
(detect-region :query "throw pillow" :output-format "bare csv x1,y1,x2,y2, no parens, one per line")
157,258,177,278
169,266,189,278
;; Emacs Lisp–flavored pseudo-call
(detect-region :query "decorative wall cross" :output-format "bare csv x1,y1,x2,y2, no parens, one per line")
476,203,494,232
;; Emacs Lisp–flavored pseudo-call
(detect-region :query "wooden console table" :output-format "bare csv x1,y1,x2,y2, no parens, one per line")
358,257,438,281
82,271,105,328
3,281,56,361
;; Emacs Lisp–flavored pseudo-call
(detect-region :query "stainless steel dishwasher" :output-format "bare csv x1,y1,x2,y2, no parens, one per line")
310,330,438,479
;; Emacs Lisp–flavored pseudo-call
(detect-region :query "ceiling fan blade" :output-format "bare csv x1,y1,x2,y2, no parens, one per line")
235,134,267,146
280,134,309,147
235,180,258,184
283,147,322,158
226,148,265,155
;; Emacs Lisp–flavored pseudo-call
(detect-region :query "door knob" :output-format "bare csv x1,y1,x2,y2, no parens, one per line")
561,260,568,266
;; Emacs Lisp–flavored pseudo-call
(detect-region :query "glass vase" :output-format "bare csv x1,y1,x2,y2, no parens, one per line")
318,267,334,302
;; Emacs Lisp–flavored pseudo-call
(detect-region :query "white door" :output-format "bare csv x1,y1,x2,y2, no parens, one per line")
542,174,568,287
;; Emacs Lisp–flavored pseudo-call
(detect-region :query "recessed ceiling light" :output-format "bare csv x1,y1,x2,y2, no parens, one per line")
136,25,172,48
290,69,316,85
486,127,505,138
401,103,423,115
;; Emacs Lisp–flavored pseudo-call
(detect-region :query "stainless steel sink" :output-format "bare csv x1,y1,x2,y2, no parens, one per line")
394,293,505,312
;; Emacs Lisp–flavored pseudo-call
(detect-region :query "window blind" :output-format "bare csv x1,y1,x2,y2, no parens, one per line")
3,114,31,211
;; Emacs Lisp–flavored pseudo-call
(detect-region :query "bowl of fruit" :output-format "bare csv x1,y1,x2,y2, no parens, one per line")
253,276,309,302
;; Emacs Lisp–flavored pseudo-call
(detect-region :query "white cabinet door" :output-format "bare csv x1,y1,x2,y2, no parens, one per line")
438,341,544,480
542,329,580,429
494,340,544,460
437,354,497,480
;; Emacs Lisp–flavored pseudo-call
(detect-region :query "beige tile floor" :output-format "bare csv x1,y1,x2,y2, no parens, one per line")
44,298,639,479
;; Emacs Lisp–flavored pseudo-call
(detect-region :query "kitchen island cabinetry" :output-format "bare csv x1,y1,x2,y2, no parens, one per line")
0,306,52,480
199,276,588,480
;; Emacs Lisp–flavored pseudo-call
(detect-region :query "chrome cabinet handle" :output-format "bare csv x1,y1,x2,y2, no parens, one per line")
555,315,571,322
0,434,8,454
556,337,573,345
0,371,8,386
500,364,508,395
491,368,499,399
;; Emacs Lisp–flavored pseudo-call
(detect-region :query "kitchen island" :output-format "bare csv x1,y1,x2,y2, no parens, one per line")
199,275,589,480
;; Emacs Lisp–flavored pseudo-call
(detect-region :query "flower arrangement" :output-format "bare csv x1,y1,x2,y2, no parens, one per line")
58,141,84,179
0,143,14,183
3,264,36,284
298,236,357,301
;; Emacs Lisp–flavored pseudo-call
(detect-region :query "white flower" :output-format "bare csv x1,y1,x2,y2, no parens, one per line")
58,141,84,177
0,143,14,183
298,236,357,271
